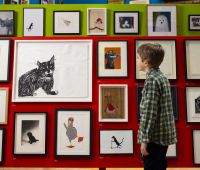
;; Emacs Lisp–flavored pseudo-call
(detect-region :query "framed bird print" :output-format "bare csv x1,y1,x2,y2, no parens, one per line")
13,112,47,155
55,108,92,158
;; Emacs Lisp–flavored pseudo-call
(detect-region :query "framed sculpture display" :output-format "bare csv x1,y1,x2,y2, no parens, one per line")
192,129,200,165
114,11,139,34
23,8,44,37
147,6,177,36
53,11,81,35
12,39,92,102
99,84,128,122
189,15,200,31
0,10,14,36
135,39,177,80
97,40,128,77
166,143,177,158
0,88,9,125
0,39,11,82
184,40,200,80
55,109,91,157
0,129,5,164
100,130,133,154
13,112,47,155
87,8,107,35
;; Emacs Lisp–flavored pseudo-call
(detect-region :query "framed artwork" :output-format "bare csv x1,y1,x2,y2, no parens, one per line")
184,40,200,80
53,11,81,35
192,129,200,165
114,11,139,34
99,84,128,122
87,8,107,35
100,130,133,154
12,39,92,102
97,40,128,78
21,0,29,4
41,0,54,4
13,112,47,155
23,8,44,37
55,109,91,158
0,10,14,36
0,128,5,164
135,39,177,80
147,6,177,36
166,143,177,158
189,15,200,31
0,88,9,125
0,39,11,82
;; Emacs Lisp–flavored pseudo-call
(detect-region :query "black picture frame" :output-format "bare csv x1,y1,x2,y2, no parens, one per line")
192,129,200,165
188,15,200,31
0,128,5,164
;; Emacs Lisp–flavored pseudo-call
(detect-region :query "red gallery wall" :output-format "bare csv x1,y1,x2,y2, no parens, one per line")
0,36,200,168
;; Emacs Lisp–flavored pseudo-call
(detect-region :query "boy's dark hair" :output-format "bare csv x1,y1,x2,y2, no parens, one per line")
137,43,165,68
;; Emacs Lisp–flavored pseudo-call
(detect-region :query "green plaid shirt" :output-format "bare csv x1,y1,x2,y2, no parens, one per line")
137,68,177,146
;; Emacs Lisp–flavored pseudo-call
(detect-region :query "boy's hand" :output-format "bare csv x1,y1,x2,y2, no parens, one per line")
141,142,149,156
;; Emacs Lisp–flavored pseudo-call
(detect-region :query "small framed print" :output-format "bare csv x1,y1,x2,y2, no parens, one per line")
0,129,5,164
114,11,139,34
189,15,200,31
135,39,177,80
147,5,177,36
97,40,128,78
192,129,200,165
100,130,133,155
55,109,91,158
13,112,47,155
0,10,14,36
0,88,9,125
87,8,107,35
53,11,81,35
23,8,45,37
99,84,128,122
166,143,177,158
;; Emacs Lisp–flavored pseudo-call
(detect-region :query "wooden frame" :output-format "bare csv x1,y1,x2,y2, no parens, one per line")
189,15,200,31
0,88,9,125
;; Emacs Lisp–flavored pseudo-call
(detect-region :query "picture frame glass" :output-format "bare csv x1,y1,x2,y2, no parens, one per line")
193,130,200,164
0,88,8,124
0,11,14,36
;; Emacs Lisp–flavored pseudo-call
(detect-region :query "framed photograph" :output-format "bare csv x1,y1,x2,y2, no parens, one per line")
87,8,107,35
0,129,5,164
13,112,47,155
0,10,14,36
166,143,177,158
189,15,200,31
41,0,54,4
100,130,133,154
184,40,200,80
23,8,44,37
53,11,81,35
99,84,128,122
12,39,92,102
147,6,177,36
97,40,128,78
0,39,11,82
135,39,177,80
114,11,139,34
193,129,200,164
55,109,91,157
0,88,9,125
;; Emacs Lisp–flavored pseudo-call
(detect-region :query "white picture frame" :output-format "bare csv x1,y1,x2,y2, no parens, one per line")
192,129,200,165
0,88,9,125
12,39,92,102
166,143,177,158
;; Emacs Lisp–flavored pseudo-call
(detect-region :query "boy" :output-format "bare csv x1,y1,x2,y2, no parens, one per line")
136,43,177,170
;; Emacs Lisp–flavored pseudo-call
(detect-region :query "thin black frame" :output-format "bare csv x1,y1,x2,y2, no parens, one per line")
13,112,47,155
114,11,139,35
97,40,128,78
0,128,5,164
192,129,200,165
55,108,92,158
53,11,81,35
188,15,200,31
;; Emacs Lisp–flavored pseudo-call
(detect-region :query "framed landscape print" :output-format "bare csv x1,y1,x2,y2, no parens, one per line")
166,143,177,158
0,88,9,125
23,8,44,37
114,11,139,34
55,109,91,158
13,112,47,155
0,129,5,164
87,8,107,35
189,15,200,31
97,40,128,77
135,39,177,80
99,84,128,122
147,6,177,36
53,11,80,35
0,39,10,82
12,39,92,102
100,130,133,154
0,10,14,36
192,129,200,164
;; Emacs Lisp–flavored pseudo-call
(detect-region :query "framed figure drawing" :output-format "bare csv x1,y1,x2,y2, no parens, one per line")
189,15,200,31
99,84,128,122
0,129,5,164
135,39,177,80
192,129,200,165
0,10,14,36
23,8,44,37
13,112,47,155
87,8,107,35
147,6,177,36
12,39,92,102
0,88,9,125
97,40,128,77
55,109,91,158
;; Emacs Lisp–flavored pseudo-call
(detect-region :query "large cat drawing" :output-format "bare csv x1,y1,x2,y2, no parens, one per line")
18,55,58,97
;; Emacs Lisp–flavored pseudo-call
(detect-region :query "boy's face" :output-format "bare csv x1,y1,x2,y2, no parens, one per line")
136,53,148,72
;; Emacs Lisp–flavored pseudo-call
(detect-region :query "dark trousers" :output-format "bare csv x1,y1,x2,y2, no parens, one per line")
143,143,168,170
